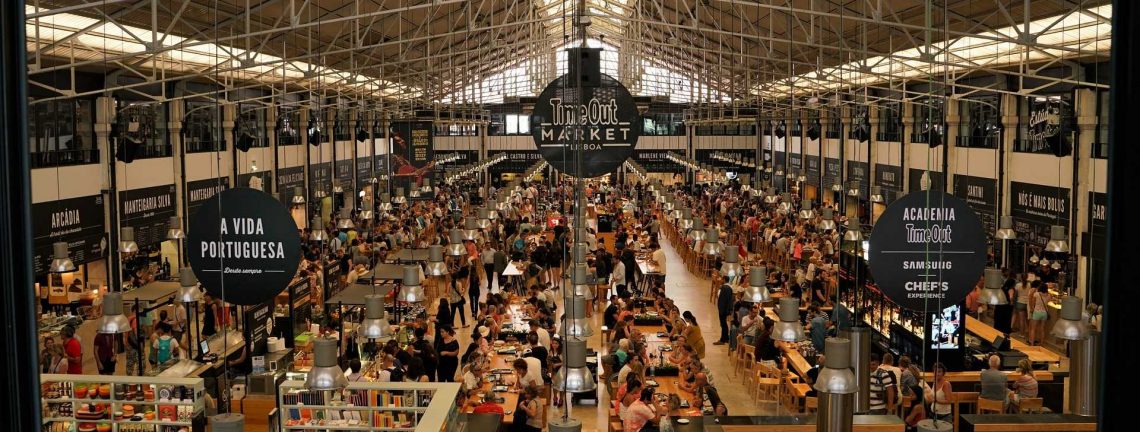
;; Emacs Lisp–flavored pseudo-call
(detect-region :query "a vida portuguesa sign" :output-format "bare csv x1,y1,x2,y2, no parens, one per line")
868,191,987,312
187,188,301,305
530,49,641,178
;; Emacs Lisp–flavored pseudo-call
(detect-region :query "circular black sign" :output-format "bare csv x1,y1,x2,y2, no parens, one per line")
187,188,302,305
868,191,987,312
530,73,641,178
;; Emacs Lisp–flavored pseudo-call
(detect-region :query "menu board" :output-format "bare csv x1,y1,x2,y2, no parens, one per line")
390,121,434,199
632,150,685,173
804,155,821,186
952,174,998,241
119,184,176,248
487,150,542,173
847,160,870,198
335,159,354,190
32,195,106,274
874,164,904,204
1009,181,1070,247
355,157,373,190
276,166,305,205
787,152,803,174
186,177,229,222
696,149,757,170
823,157,842,190
308,162,332,196
244,301,274,356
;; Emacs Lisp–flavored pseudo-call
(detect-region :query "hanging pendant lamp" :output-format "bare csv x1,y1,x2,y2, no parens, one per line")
49,242,76,273
843,217,864,242
291,187,306,205
461,217,479,241
486,200,499,220
720,246,743,277
777,193,794,214
562,295,595,338
310,217,328,242
771,297,807,342
798,198,815,220
818,207,837,231
688,218,706,242
763,187,779,204
847,180,861,197
869,186,884,203
359,294,393,340
177,268,202,303
398,265,426,303
336,208,355,230
1051,296,1090,341
553,337,597,393
97,292,131,334
305,337,349,390
744,266,771,302
993,215,1016,240
476,208,492,230
978,268,1008,305
1045,225,1070,253
425,245,449,276
392,187,407,205
378,193,393,212
702,228,723,256
679,208,694,230
166,216,185,240
445,229,466,257
119,227,139,254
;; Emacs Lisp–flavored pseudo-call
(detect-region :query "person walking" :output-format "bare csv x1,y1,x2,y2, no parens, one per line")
61,325,83,374
94,331,117,375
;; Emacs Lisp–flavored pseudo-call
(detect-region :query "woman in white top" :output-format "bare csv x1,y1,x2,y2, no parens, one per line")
1013,273,1031,335
929,362,954,422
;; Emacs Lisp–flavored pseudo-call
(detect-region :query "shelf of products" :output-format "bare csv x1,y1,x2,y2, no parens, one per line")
838,287,925,341
40,374,205,432
278,380,460,432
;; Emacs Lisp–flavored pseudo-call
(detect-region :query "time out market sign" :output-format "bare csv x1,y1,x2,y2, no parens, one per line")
531,74,641,179
868,191,987,312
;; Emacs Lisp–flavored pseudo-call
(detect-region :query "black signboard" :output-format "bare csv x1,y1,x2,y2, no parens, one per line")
1089,191,1106,230
488,150,542,173
695,149,756,170
445,150,480,165
187,188,302,305
32,195,106,274
237,170,272,192
308,162,332,195
823,157,842,189
390,121,434,198
374,154,390,177
908,169,944,193
787,152,803,174
335,159,354,190
243,301,273,356
875,164,904,204
805,155,821,186
186,177,230,222
276,166,305,205
847,161,870,199
951,175,998,240
119,184,177,248
1010,181,1070,247
355,157,373,190
868,192,988,311
530,69,641,178
633,150,685,173
773,151,787,190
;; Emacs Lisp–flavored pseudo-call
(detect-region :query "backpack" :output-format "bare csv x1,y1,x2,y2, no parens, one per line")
513,237,526,252
155,337,173,364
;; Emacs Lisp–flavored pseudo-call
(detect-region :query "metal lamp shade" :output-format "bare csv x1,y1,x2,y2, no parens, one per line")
359,294,392,340
720,247,743,278
177,268,202,303
477,208,492,229
97,292,131,334
446,229,467,256
425,245,449,276
313,189,328,199
336,209,355,230
843,217,864,242
291,187,306,205
763,187,779,204
462,217,479,241
359,209,374,220
305,338,349,390
771,297,806,342
978,268,1008,305
777,193,794,214
702,228,723,255
847,181,861,197
553,338,597,393
798,198,815,220
1051,296,1090,341
400,265,426,303
819,208,837,231
870,186,884,203
310,217,328,242
1045,225,1070,253
745,267,770,302
49,242,76,273
421,179,433,192
166,216,186,240
688,218,705,242
662,199,675,212
814,338,859,394
392,188,407,204
119,227,139,254
378,193,393,212
679,208,694,230
562,296,595,337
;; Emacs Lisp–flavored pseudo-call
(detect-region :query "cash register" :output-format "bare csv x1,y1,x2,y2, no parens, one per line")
196,340,219,363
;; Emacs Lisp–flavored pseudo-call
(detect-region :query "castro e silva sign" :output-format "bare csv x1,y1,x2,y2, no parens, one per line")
868,191,987,312
187,188,301,305
530,73,641,178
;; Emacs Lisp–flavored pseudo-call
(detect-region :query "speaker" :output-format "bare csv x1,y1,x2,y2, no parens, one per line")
992,334,1010,351
567,47,603,87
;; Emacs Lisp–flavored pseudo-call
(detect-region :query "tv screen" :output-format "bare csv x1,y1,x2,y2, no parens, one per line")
930,305,962,349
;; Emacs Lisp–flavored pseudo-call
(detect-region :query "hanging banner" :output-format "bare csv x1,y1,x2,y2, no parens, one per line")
908,169,944,193
530,72,641,178
275,166,305,205
373,154,390,179
355,157,373,190
823,157,842,190
1010,181,1070,247
868,191,988,311
186,177,230,222
695,149,756,170
390,121,434,198
307,162,332,196
633,150,685,173
847,161,870,198
238,170,272,192
187,188,302,305
804,155,821,186
487,150,542,174
1089,191,1107,230
874,164,903,204
335,159,354,191
32,195,106,274
119,184,176,248
787,152,803,174
952,175,998,240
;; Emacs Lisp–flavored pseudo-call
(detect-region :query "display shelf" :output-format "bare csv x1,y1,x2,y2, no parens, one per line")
278,380,460,432
40,374,205,432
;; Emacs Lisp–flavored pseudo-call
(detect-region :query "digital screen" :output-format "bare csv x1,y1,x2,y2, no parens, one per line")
930,305,962,349
726,171,738,180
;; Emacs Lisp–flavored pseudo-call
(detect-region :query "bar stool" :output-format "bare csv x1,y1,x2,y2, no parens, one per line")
977,397,1004,414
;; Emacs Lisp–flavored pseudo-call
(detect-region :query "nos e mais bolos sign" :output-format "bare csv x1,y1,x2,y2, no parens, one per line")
187,188,301,306
868,191,987,312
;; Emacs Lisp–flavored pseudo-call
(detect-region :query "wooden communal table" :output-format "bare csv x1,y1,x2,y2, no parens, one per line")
465,343,523,424
965,316,1065,363
921,370,1054,383
960,414,1097,432
667,415,905,432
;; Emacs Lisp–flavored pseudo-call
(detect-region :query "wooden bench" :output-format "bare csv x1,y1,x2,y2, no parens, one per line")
961,414,1097,432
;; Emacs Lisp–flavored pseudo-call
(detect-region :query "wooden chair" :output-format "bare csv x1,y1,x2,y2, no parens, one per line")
601,326,612,344
730,335,747,375
805,396,818,413
1017,397,1044,414
539,398,549,429
752,363,781,402
953,391,980,432
977,397,1004,414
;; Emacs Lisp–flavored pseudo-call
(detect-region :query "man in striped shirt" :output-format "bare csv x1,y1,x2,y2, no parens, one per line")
868,353,897,414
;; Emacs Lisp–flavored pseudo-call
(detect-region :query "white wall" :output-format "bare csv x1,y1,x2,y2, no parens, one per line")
184,151,231,182
846,139,870,163
278,145,307,169
1007,152,1073,186
235,146,274,176
951,147,998,179
637,136,686,150
908,142,944,172
115,157,176,190
31,164,105,203
804,138,822,156
872,141,901,165
308,141,333,164
335,140,355,161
